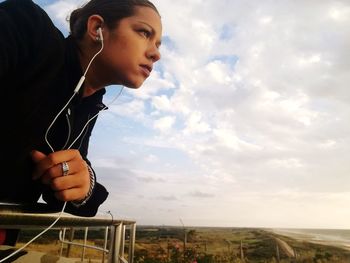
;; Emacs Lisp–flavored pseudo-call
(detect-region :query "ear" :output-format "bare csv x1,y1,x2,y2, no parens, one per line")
86,15,104,42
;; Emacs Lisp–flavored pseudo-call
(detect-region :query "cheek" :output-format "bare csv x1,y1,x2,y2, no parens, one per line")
108,33,134,52
102,43,129,69
106,43,135,66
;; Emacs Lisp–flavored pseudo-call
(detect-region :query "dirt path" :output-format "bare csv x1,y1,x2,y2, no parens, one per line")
275,237,295,258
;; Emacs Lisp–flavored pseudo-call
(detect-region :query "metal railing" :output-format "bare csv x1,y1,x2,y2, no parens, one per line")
0,203,136,263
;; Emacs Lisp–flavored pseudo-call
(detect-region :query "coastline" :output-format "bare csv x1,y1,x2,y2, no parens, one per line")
271,228,350,251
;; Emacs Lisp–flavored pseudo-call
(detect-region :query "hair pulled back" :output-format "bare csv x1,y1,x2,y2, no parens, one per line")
69,0,159,40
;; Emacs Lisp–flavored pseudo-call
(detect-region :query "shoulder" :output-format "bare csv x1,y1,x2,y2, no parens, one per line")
0,0,60,36
0,0,65,64
1,0,48,21
1,0,46,14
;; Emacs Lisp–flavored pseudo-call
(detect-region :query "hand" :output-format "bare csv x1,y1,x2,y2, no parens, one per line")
31,150,90,202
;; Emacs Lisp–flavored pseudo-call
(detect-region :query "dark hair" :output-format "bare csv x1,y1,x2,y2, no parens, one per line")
69,0,159,40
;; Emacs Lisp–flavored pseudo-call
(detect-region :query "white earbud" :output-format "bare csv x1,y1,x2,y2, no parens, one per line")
97,27,103,42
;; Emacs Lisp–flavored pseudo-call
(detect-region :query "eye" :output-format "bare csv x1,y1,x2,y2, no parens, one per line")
139,29,152,38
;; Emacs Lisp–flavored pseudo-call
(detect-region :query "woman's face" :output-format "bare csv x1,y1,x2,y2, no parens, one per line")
97,6,162,89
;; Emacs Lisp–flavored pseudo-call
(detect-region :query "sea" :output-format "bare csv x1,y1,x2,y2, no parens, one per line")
272,228,350,250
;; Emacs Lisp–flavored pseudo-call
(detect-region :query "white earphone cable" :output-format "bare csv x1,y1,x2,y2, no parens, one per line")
45,32,104,151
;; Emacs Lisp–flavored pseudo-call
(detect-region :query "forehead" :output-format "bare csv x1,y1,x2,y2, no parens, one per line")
129,6,162,35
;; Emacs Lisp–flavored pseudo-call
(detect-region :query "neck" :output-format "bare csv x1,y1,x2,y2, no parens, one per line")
83,85,101,97
77,39,104,97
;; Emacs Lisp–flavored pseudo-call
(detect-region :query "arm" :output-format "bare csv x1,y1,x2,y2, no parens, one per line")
36,101,109,217
63,96,110,216
68,165,109,217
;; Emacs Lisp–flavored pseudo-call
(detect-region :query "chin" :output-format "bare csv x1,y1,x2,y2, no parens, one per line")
125,84,141,89
124,79,144,89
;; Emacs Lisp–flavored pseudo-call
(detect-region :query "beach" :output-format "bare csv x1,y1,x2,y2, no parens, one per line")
272,228,350,251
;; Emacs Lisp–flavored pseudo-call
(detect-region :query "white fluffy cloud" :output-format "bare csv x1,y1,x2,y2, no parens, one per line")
42,0,350,228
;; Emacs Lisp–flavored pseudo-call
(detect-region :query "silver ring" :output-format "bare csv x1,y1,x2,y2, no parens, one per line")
61,161,69,176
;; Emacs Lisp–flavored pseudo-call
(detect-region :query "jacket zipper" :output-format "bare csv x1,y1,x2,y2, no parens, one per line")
77,113,91,150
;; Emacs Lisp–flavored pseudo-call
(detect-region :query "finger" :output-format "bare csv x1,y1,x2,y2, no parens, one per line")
41,159,83,184
40,163,62,184
32,149,81,180
50,172,89,192
54,185,89,202
41,162,73,185
49,168,90,194
31,150,48,180
31,150,47,163
51,175,90,201
32,152,61,180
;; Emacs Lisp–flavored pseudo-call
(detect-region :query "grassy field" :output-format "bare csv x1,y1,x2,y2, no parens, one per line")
134,226,350,262
14,226,350,263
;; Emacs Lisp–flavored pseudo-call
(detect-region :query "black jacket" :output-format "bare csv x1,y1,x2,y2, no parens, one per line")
0,0,108,216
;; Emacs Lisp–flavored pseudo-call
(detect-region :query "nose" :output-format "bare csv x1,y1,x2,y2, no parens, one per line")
147,44,161,62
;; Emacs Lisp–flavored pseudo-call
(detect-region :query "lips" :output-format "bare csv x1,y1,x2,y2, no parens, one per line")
140,64,152,77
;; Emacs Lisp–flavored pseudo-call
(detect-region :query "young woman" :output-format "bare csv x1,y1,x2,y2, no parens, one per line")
0,0,162,221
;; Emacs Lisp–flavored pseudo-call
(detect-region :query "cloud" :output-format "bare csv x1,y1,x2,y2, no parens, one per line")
183,111,211,135
145,154,159,163
189,191,215,199
133,71,176,100
152,95,172,112
157,195,178,201
153,116,176,132
42,0,350,228
136,176,165,183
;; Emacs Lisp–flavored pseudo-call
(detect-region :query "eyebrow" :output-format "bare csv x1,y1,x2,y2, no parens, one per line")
138,21,162,47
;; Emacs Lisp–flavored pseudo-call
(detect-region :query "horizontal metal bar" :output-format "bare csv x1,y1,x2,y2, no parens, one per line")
0,203,136,263
60,241,109,253
0,203,135,228
60,239,109,253
58,230,109,253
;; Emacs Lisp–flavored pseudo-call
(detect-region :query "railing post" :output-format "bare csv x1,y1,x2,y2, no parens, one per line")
59,228,66,257
109,223,123,263
128,223,136,263
120,225,126,258
66,227,75,257
81,227,89,261
102,226,109,263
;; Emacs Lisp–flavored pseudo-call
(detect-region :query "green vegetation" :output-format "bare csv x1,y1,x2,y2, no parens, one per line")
134,227,350,263
15,227,350,262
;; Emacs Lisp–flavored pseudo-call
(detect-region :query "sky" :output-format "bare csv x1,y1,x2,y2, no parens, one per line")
30,0,350,229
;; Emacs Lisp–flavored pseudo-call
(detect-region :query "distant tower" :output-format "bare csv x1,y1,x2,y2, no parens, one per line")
179,218,187,251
